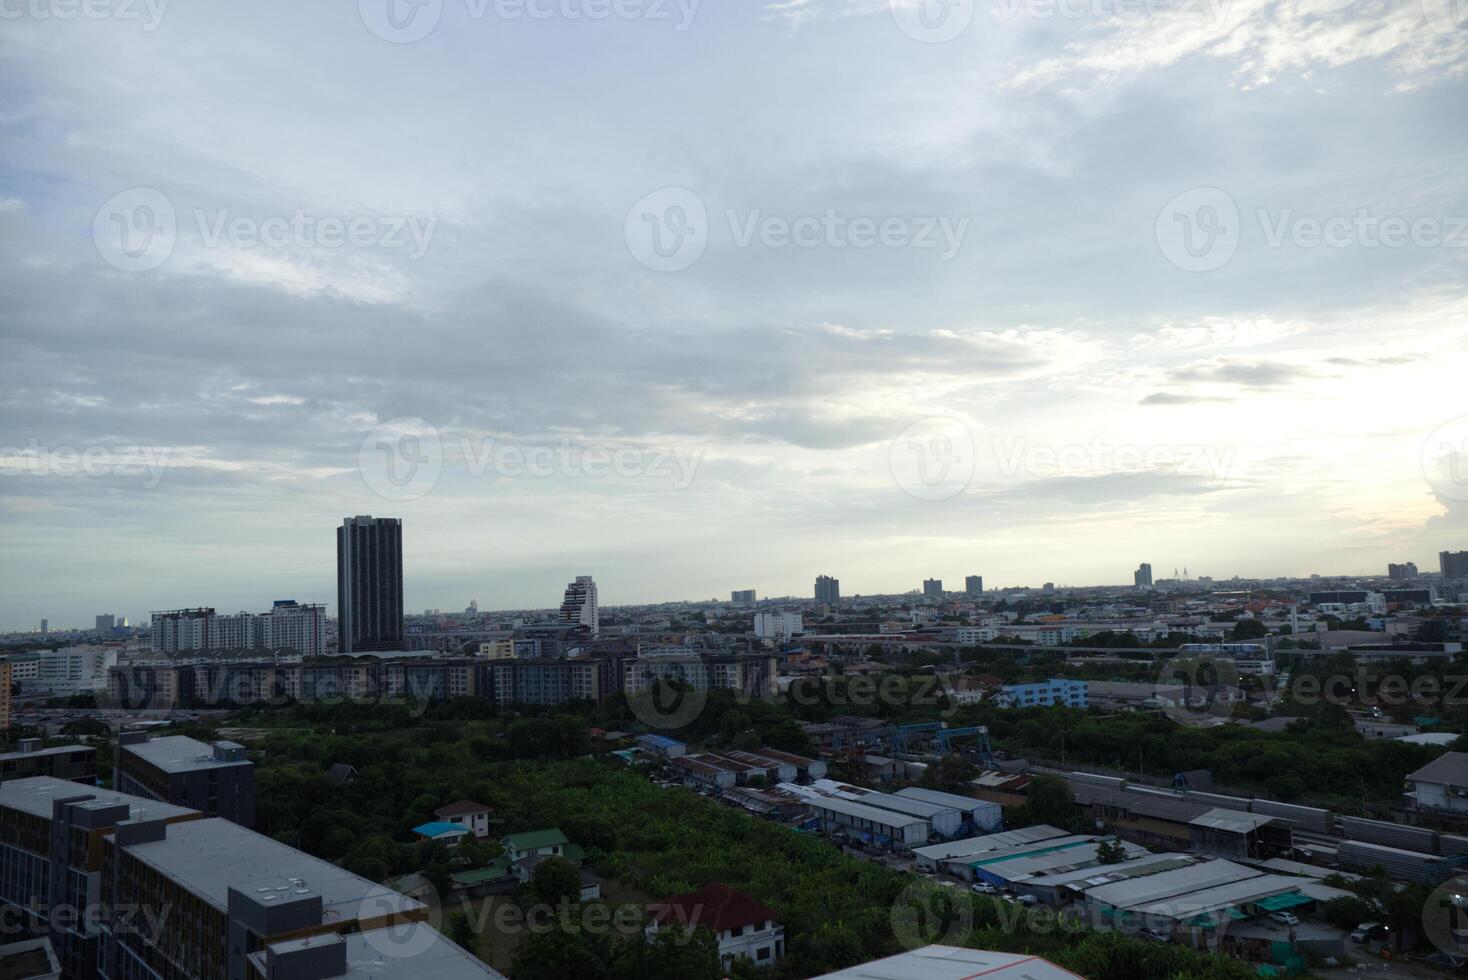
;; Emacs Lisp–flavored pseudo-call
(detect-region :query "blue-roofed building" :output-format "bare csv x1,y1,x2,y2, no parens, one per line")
995,678,1087,709
637,734,687,757
414,821,471,843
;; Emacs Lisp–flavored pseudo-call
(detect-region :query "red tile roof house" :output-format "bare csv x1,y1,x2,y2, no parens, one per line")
434,800,493,838
646,883,784,970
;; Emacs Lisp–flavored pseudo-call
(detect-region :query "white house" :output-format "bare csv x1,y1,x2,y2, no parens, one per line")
1406,753,1468,812
648,883,784,969
435,800,494,838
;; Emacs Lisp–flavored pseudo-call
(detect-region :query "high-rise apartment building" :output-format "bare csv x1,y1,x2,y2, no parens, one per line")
753,611,802,642
95,614,115,632
337,516,404,654
559,575,599,636
922,578,944,599
1134,563,1154,587
731,589,757,604
1442,551,1468,581
1388,562,1420,580
814,575,840,604
965,575,983,596
150,604,325,656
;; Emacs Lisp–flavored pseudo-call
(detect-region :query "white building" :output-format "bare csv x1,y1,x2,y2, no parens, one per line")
1405,753,1468,813
648,883,785,970
149,603,325,656
559,575,599,636
25,646,117,696
753,611,802,642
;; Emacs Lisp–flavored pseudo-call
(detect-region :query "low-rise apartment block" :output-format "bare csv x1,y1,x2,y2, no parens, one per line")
114,733,255,828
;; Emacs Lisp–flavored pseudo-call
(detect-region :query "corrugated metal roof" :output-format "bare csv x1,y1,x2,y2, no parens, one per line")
1189,808,1275,833
812,946,1081,979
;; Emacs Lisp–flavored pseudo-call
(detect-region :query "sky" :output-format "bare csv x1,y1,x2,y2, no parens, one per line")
2,0,1467,630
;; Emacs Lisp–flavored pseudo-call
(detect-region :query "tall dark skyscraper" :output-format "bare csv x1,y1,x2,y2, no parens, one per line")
965,575,983,596
1134,563,1154,587
815,574,840,604
337,516,403,654
1443,551,1468,581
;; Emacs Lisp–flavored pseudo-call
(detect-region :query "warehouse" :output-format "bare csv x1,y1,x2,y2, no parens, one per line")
895,787,1003,832
808,780,963,839
1077,859,1315,945
742,747,828,782
1033,853,1201,907
801,794,930,848
912,825,1068,874
1336,839,1457,884
712,750,792,784
964,836,1117,887
670,754,738,790
977,838,1150,894
1074,785,1294,860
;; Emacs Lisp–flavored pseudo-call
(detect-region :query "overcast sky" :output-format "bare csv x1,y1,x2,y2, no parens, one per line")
2,0,1467,629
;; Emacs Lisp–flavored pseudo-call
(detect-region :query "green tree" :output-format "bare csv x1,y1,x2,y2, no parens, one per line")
528,856,583,907
1018,773,1078,829
1094,839,1127,865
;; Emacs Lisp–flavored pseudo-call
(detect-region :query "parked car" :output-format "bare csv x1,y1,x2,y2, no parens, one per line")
1350,922,1386,943
1138,928,1170,943
1268,912,1299,926
971,883,998,895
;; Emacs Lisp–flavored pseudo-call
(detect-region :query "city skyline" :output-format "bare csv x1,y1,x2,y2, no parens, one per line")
10,550,1466,633
3,3,1466,634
